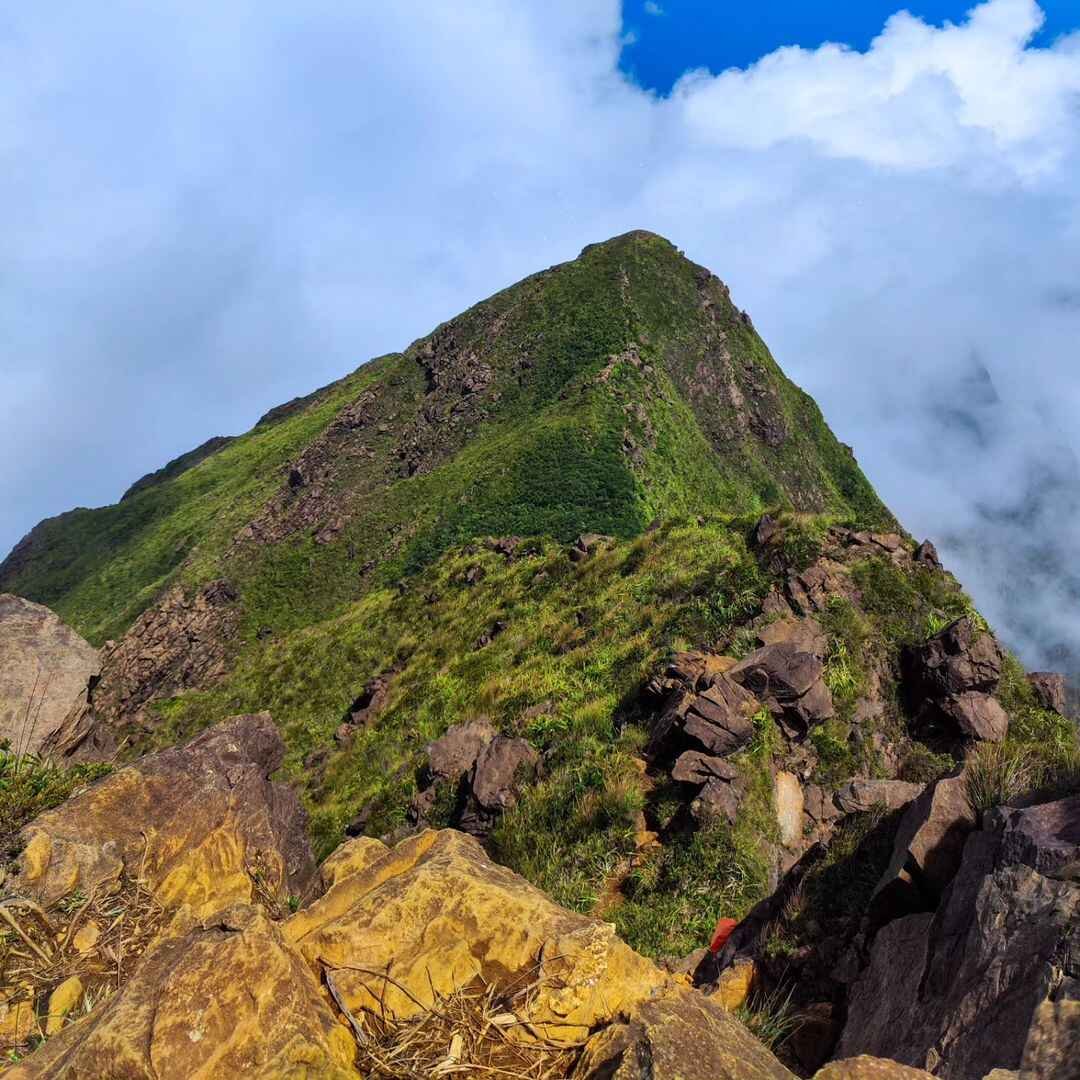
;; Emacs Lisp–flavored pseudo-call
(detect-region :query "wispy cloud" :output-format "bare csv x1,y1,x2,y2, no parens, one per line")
644,1,664,15
2,0,1079,672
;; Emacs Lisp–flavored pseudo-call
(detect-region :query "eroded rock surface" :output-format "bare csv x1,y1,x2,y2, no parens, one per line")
839,794,1080,1078
285,828,668,1046
10,712,316,913
45,581,241,760
5,906,358,1080
0,595,99,754
870,770,977,923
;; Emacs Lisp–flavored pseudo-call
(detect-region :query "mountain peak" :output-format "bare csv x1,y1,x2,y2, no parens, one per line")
1,237,890,653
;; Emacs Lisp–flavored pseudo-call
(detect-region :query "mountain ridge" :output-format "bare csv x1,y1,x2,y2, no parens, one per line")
0,230,890,649
0,232,1076,1076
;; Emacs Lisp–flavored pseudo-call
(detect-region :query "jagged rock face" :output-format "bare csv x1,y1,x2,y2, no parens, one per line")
838,794,1080,1078
870,770,977,924
45,580,240,761
10,712,316,913
901,618,1007,743
0,594,98,754
571,989,795,1079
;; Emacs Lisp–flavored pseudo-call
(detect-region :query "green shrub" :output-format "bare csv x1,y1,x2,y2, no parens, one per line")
0,753,111,856
965,742,1040,813
735,986,802,1051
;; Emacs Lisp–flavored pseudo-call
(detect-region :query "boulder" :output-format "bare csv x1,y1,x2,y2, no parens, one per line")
454,734,540,837
426,719,497,780
939,691,1008,742
677,677,759,756
729,642,834,732
5,905,358,1079
839,795,1080,1078
0,594,99,754
814,1059,935,1079
902,618,1003,701
1027,672,1069,716
691,778,743,826
785,559,850,616
833,779,925,816
571,987,796,1079
870,770,977,923
9,712,316,914
913,540,942,571
758,616,828,659
671,750,739,786
285,829,669,1046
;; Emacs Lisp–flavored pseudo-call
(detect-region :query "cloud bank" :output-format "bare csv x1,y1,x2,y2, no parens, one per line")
2,0,1079,670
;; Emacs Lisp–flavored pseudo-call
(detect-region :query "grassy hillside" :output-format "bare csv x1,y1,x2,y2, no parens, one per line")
1,231,890,649
11,231,1014,967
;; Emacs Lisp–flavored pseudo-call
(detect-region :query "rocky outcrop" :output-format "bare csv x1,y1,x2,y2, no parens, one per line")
286,829,668,1045
1027,671,1069,716
870,770,977,924
10,712,316,913
901,619,1007,744
44,581,241,760
729,642,834,735
0,594,99,754
3,811,830,1079
647,664,758,761
409,721,539,836
838,793,1080,1078
571,988,794,1079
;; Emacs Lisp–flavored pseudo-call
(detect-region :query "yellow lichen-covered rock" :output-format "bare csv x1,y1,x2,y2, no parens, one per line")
318,835,388,888
71,921,100,954
44,975,83,1036
0,990,34,1046
286,829,669,1046
572,987,795,1079
812,1058,936,1079
5,905,359,1079
710,958,756,1011
11,714,316,915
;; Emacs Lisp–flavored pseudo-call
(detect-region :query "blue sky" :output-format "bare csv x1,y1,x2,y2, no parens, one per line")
3,1,1080,671
620,0,1078,91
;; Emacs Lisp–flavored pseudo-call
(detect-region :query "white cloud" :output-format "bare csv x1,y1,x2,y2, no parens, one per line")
2,0,1080,670
644,1,664,15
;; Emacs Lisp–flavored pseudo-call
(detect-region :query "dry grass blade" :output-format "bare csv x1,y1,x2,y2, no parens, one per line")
343,976,581,1079
0,870,166,1052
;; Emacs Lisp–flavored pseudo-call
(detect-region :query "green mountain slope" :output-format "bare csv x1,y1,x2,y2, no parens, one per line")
1,230,889,647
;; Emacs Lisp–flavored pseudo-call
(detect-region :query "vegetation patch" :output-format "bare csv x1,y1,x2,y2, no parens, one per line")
612,712,780,958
